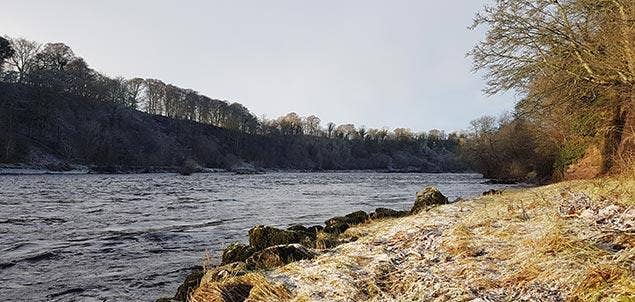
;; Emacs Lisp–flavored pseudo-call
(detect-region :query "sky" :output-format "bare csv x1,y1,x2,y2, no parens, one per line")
1,0,517,132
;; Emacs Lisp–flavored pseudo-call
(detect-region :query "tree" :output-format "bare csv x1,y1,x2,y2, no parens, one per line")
357,127,367,140
223,103,257,133
163,84,184,118
36,42,75,71
64,57,94,97
303,115,322,136
393,128,413,141
428,129,445,140
460,113,556,181
125,78,145,109
326,122,336,138
5,38,41,82
335,124,356,139
470,0,634,172
0,36,14,73
278,112,303,135
196,95,213,124
144,78,166,115
367,128,389,141
183,89,199,121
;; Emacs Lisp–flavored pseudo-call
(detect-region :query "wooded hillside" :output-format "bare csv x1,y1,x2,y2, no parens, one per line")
0,37,465,172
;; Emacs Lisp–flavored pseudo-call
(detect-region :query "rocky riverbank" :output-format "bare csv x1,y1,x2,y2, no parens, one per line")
158,177,634,302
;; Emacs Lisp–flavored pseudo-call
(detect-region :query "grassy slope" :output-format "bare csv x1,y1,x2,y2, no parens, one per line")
193,177,634,301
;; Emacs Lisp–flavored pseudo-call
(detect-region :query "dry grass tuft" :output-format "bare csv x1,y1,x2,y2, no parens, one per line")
501,264,541,287
190,273,291,302
570,264,634,301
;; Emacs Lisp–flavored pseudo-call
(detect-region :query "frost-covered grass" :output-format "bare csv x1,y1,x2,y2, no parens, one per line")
193,176,634,301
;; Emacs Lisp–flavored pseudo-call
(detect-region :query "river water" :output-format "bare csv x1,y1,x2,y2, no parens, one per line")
0,172,512,301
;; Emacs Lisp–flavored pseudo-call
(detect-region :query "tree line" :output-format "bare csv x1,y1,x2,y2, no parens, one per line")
0,36,462,142
0,35,465,172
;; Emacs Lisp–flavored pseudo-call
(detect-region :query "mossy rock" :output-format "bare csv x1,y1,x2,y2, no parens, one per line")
370,208,408,219
173,266,205,301
287,224,318,241
245,244,316,270
325,216,347,226
411,187,448,214
307,225,324,233
221,242,256,265
325,210,368,227
248,225,311,250
323,222,349,235
344,210,368,225
286,224,309,232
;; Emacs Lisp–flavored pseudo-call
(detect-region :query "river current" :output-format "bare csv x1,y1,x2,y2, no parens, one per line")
0,172,512,301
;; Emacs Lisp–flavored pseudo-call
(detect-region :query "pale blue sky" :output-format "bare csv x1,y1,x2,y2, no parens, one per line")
1,0,516,132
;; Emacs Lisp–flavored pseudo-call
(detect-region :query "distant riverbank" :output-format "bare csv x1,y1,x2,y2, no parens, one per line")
0,163,473,176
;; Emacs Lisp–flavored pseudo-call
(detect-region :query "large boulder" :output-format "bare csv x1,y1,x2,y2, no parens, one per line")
221,242,256,265
411,187,448,214
246,244,316,270
248,225,312,250
370,208,409,219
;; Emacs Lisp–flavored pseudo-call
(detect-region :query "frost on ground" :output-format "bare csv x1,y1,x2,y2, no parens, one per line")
194,178,634,302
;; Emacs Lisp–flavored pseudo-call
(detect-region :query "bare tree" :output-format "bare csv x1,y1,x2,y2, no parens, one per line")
278,112,303,135
5,38,41,82
64,57,93,97
125,78,145,109
326,122,336,138
335,124,356,139
144,78,166,115
357,127,367,140
36,42,75,70
303,115,322,136
0,36,14,73
393,128,413,141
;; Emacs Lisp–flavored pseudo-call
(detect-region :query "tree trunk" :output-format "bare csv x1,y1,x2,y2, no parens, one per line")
617,90,635,170
601,96,631,173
